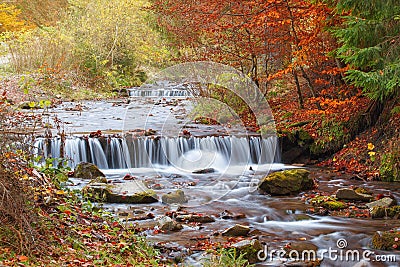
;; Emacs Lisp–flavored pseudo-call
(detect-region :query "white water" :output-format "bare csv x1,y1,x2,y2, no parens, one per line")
34,135,279,173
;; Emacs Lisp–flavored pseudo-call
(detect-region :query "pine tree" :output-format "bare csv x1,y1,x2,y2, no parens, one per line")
331,0,400,101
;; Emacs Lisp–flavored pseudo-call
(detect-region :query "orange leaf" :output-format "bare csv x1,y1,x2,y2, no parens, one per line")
18,255,29,262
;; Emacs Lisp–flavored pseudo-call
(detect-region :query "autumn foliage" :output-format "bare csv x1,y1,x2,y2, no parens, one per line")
152,0,345,106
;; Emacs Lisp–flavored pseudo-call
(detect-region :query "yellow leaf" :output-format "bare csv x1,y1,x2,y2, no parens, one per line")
367,143,375,150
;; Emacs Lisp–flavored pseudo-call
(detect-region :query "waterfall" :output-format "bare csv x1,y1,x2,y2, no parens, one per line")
128,88,191,97
33,135,280,170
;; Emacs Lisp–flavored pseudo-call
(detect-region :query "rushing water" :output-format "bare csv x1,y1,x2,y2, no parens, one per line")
36,86,400,266
34,135,279,170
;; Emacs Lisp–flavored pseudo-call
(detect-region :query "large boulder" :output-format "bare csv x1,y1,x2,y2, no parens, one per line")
258,169,314,195
82,180,158,204
74,162,105,179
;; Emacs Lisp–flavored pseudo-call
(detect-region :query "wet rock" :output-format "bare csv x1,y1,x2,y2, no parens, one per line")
284,241,319,254
294,214,315,221
82,180,158,204
258,169,314,195
219,210,246,220
366,197,396,209
372,230,400,250
88,176,108,184
232,239,263,263
123,174,135,180
175,214,215,223
158,216,183,232
370,205,400,219
283,241,321,265
309,196,347,210
335,188,373,202
74,162,105,179
192,168,215,174
162,190,188,204
222,224,250,237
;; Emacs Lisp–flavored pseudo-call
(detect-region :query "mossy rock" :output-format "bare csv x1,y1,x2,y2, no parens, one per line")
335,188,373,202
370,205,400,219
161,190,188,204
232,239,263,264
258,169,314,195
82,181,158,204
74,162,105,179
372,230,400,250
88,176,108,184
310,196,347,210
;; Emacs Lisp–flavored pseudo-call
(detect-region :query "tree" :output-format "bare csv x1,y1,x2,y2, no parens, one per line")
0,3,26,33
331,0,400,101
152,0,338,107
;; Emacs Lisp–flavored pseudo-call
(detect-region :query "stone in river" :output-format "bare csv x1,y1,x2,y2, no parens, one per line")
232,239,263,263
366,197,396,209
258,169,315,195
74,162,105,179
222,224,250,237
175,214,215,223
335,188,373,202
157,216,183,232
82,180,158,204
161,190,188,204
192,168,215,174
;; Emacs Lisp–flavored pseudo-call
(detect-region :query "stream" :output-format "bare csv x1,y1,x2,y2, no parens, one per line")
32,82,399,266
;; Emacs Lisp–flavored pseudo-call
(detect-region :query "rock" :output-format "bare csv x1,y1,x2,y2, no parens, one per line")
366,197,396,209
88,176,108,184
192,168,215,174
335,188,373,202
370,205,400,219
372,230,400,250
219,210,246,220
157,216,183,232
222,224,250,237
175,214,215,223
162,190,188,204
294,214,315,221
123,174,135,180
82,180,158,204
74,162,105,179
283,241,321,265
309,195,347,210
232,239,263,263
258,169,314,195
284,241,319,254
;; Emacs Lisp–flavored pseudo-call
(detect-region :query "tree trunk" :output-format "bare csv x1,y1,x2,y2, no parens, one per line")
293,70,304,109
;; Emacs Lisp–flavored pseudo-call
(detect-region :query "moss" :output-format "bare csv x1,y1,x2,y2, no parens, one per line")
354,187,370,194
370,205,400,219
258,169,314,195
380,151,400,182
82,183,158,204
310,196,347,210
232,239,263,264
297,129,313,142
372,230,400,250
74,162,105,179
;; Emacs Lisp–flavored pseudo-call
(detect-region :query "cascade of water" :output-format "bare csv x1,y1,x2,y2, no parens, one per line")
128,89,191,97
34,136,279,170
88,138,108,169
